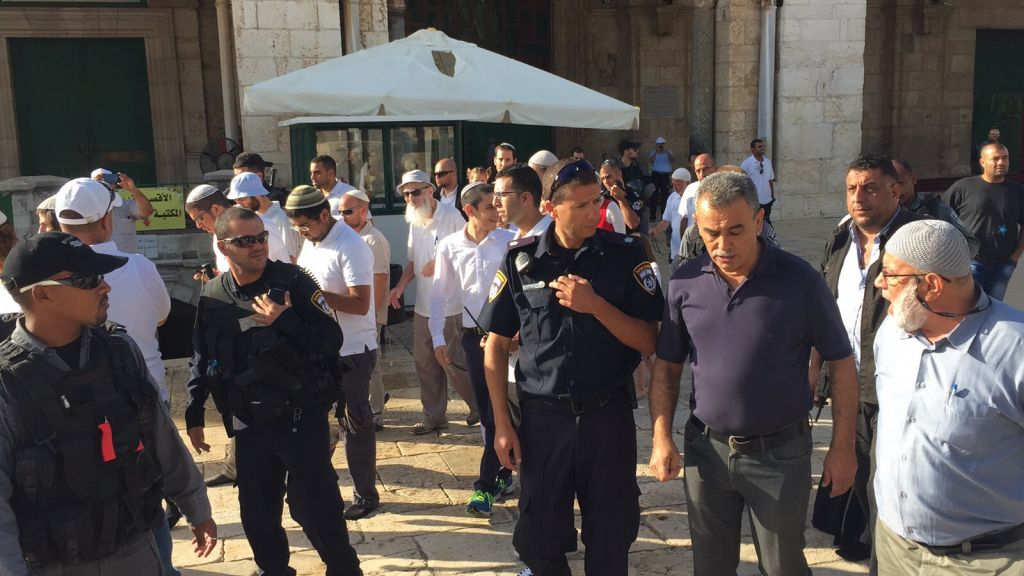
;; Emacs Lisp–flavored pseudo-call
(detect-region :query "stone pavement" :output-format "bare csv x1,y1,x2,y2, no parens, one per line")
166,215,1022,576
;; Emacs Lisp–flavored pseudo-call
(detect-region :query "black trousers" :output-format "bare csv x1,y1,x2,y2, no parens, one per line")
514,392,640,576
462,332,512,493
760,200,775,224
853,401,880,574
651,171,672,219
235,405,362,576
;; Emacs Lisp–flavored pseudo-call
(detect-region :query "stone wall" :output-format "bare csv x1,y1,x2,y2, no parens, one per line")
775,0,866,218
713,0,762,165
198,0,227,153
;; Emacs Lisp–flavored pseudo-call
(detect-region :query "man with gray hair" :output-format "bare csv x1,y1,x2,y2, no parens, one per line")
650,171,858,576
872,219,1024,573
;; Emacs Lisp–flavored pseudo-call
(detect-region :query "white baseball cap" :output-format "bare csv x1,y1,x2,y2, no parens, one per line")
395,170,435,194
671,168,692,182
528,150,558,168
226,172,268,199
344,189,371,203
655,137,667,145
186,184,220,204
37,194,57,212
55,177,123,225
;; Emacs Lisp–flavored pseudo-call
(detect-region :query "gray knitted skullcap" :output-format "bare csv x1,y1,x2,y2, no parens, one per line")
886,220,970,278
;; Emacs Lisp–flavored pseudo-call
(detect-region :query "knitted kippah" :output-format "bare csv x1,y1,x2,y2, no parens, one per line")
285,185,327,211
886,220,970,278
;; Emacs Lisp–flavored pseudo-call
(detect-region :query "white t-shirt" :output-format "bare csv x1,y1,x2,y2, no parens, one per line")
357,221,391,326
92,241,171,400
740,155,775,205
429,227,516,347
603,200,627,234
407,202,465,316
0,287,20,314
296,220,378,357
678,181,700,223
111,198,142,254
261,201,302,261
212,235,230,274
663,190,684,258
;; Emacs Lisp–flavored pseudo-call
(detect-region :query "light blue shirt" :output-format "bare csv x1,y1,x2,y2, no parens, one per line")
873,291,1024,545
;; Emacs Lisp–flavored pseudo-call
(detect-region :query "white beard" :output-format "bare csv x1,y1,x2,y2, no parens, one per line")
405,201,433,228
893,284,930,333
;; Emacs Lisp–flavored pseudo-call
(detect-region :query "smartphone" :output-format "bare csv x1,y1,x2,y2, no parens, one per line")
101,172,120,189
267,286,287,305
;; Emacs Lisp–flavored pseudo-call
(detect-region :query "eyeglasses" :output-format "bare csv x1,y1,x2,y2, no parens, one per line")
220,231,269,248
434,170,454,178
339,208,355,216
290,223,312,233
879,271,951,287
549,159,596,199
400,186,431,198
190,210,212,225
19,273,104,293
493,190,527,202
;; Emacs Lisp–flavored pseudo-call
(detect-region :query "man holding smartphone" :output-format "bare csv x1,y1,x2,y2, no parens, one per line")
90,168,154,254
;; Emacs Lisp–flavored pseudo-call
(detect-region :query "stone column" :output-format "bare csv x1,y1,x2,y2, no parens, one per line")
690,0,717,155
357,0,390,49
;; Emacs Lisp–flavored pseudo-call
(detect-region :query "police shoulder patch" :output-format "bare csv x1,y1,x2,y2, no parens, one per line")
507,235,538,250
633,262,658,295
311,290,333,316
489,270,507,302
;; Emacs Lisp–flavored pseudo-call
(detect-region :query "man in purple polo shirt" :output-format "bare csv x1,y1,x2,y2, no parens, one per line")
648,171,859,576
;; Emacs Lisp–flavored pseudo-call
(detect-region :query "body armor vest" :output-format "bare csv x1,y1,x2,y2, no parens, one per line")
0,328,163,567
200,265,339,426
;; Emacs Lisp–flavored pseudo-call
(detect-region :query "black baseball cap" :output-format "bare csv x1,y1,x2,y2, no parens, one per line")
1,232,127,292
233,152,274,170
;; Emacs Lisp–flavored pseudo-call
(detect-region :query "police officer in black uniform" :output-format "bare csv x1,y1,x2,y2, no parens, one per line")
479,159,664,576
185,206,361,576
0,232,217,575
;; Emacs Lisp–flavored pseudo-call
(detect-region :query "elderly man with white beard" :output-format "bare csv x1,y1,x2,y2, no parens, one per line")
389,170,478,434
871,219,1024,574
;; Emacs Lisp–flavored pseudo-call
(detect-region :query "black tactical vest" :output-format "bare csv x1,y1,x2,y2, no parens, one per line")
0,328,163,567
200,265,339,425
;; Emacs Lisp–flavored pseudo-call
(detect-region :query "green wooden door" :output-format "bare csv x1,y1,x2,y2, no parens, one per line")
9,38,156,184
972,30,1024,175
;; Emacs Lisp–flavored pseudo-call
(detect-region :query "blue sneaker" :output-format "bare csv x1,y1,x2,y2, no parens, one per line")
493,475,515,500
466,489,495,517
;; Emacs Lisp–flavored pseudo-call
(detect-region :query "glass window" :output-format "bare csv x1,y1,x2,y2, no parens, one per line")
389,126,456,204
314,128,386,208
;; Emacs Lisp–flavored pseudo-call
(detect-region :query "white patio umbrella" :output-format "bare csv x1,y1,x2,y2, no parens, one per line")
244,29,639,130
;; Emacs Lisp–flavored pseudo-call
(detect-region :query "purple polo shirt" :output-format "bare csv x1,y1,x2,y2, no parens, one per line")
656,241,852,436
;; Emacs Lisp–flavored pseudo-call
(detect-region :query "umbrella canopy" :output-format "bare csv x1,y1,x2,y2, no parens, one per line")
244,29,639,131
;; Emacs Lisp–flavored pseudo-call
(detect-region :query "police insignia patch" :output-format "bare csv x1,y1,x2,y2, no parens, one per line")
489,270,507,302
632,200,642,211
633,262,658,295
311,290,332,316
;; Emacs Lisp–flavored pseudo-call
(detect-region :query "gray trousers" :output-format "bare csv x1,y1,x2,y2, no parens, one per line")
412,313,476,426
683,418,812,576
339,347,380,503
369,323,386,418
875,518,1024,576
35,532,163,575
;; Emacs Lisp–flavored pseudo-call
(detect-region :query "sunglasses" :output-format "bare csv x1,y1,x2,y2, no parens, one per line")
339,208,355,216
434,170,455,178
758,161,764,175
401,186,430,198
549,159,596,199
19,273,104,293
220,231,269,248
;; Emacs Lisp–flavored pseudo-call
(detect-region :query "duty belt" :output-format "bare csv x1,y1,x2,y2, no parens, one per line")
690,415,809,455
521,387,628,416
922,523,1024,557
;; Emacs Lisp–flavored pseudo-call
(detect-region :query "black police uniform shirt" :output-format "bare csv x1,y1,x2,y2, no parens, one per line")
603,184,648,235
185,259,343,431
478,223,664,402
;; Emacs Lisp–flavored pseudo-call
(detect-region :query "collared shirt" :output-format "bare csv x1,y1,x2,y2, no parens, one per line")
356,221,391,326
261,201,301,261
429,227,516,347
297,221,378,357
325,179,358,219
480,224,664,401
656,242,851,436
111,198,141,254
506,215,553,382
874,292,1024,545
663,191,684,258
438,186,459,207
650,150,673,173
0,321,211,576
91,241,171,400
740,155,775,205
407,202,465,316
836,212,899,371
677,180,700,222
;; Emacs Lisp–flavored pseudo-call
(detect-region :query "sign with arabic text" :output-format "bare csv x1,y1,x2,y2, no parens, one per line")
135,186,185,231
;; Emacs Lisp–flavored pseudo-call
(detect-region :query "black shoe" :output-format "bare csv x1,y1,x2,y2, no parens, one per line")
466,413,480,426
344,498,379,521
204,472,235,487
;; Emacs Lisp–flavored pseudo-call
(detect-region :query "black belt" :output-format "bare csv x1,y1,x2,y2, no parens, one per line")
468,326,487,336
521,387,628,416
690,415,809,455
923,524,1024,556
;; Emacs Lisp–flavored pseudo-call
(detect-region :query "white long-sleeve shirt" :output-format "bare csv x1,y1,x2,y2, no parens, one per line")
428,227,516,348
